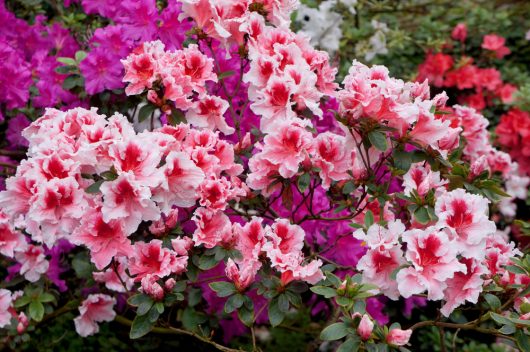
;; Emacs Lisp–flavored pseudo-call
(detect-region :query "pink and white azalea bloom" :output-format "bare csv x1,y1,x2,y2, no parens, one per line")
435,189,496,259
26,177,87,246
171,237,194,256
15,245,49,283
264,219,305,267
233,217,267,261
93,259,134,293
249,77,297,131
354,220,405,251
387,328,412,346
440,258,486,317
128,240,188,281
289,259,324,285
257,122,313,179
72,208,133,270
397,227,466,300
141,274,165,300
312,132,351,189
0,211,27,258
186,95,234,135
225,258,261,291
0,289,14,328
153,151,205,212
403,163,447,197
74,294,116,337
108,138,163,187
357,247,405,300
100,172,160,235
192,208,233,249
198,176,246,211
357,314,374,340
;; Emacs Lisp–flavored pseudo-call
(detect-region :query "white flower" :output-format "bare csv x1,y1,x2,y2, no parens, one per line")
365,20,389,61
296,2,343,53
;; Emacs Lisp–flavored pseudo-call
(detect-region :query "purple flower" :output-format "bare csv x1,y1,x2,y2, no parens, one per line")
82,0,119,18
80,48,124,94
0,43,32,109
6,114,31,148
158,1,193,50
47,23,79,57
91,25,134,58
116,0,159,42
45,240,75,292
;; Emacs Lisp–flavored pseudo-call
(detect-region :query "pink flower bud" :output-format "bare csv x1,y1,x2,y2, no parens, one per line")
357,314,374,341
164,278,176,291
387,328,412,346
141,275,165,301
147,90,160,105
451,23,467,42
16,312,29,334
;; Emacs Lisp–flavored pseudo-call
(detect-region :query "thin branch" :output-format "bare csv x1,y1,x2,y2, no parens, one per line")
114,315,242,352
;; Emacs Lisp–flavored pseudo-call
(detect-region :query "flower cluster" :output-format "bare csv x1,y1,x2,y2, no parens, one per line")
496,109,530,175
417,24,517,111
0,1,528,351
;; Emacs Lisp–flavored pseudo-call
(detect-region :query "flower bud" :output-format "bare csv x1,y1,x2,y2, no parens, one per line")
386,328,412,346
357,314,374,341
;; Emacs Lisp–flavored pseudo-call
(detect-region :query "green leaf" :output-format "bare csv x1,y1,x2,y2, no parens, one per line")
138,104,157,123
324,271,342,287
320,322,349,341
310,286,337,298
209,282,236,297
57,57,77,66
217,70,235,80
188,288,202,307
14,295,32,308
278,294,289,313
364,210,374,228
335,296,353,307
100,170,118,181
128,294,157,316
154,302,164,314
130,314,155,339
287,281,308,293
393,150,412,172
337,337,360,352
515,329,530,351
181,307,207,331
55,65,77,74
147,306,161,323
297,173,311,193
498,324,516,335
85,180,104,194
414,206,430,225
268,298,285,327
75,51,87,62
28,301,45,322
368,131,388,152
62,75,82,90
484,293,501,311
490,312,513,325
505,265,526,275
72,252,93,279
198,255,219,270
39,293,55,303
168,109,186,125
137,299,155,316
343,181,356,195
237,304,254,327
225,294,244,313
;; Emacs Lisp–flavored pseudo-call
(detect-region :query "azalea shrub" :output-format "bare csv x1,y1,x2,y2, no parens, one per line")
0,1,529,352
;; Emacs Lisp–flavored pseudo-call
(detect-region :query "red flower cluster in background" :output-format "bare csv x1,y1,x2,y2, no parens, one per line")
418,23,517,111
